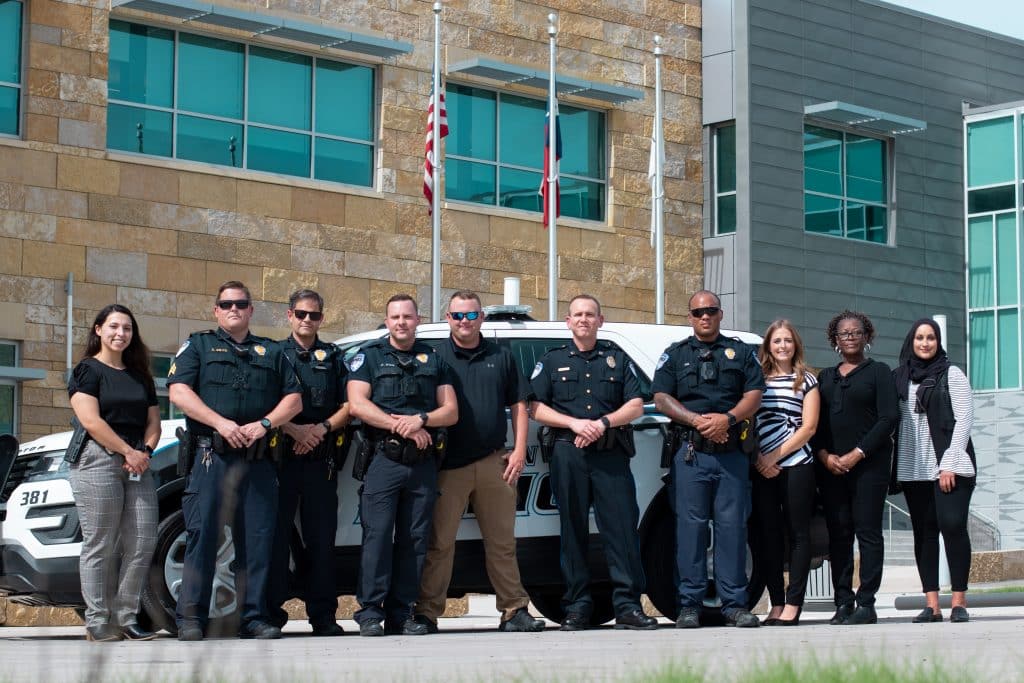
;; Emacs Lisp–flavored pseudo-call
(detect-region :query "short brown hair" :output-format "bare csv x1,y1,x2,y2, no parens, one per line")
448,290,482,308
386,293,418,314
568,294,601,316
217,280,252,302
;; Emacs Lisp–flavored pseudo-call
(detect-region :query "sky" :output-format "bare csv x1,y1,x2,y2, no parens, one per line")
885,0,1024,41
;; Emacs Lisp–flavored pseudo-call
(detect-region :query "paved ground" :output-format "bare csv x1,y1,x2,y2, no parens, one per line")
1,567,1021,682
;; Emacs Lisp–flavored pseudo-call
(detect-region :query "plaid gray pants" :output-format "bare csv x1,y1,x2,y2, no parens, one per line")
69,440,158,628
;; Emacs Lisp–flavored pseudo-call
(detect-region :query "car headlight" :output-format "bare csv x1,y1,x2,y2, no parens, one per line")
24,453,70,482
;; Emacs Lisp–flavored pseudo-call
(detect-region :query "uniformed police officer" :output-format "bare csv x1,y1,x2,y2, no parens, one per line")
168,281,302,641
346,294,458,636
267,289,350,636
530,294,657,631
652,290,765,629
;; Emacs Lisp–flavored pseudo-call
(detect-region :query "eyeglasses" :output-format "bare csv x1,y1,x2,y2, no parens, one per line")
836,330,865,340
292,309,323,321
216,299,250,310
690,306,720,318
448,311,481,321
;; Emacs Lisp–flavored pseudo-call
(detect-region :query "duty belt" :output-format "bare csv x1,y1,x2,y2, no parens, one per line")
684,428,741,454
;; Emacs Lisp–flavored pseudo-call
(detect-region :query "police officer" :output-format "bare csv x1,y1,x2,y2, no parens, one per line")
168,281,302,641
346,294,458,636
652,290,764,629
530,294,657,631
267,289,349,636
414,290,544,634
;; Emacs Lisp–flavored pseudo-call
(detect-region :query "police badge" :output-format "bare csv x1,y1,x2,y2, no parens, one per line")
253,344,267,356
314,349,327,362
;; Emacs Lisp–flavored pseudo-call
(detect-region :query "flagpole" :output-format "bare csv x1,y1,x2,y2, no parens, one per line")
430,2,443,321
546,12,558,321
653,35,665,324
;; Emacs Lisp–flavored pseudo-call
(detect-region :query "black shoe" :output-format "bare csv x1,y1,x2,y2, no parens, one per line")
830,603,855,625
844,605,877,625
239,620,283,639
499,608,545,632
85,624,123,642
121,623,157,640
359,620,384,637
950,606,970,623
560,612,589,631
762,617,781,626
675,606,701,629
777,608,802,626
912,608,942,623
723,608,760,628
413,614,440,634
385,618,429,636
614,609,658,631
177,623,204,642
311,621,345,636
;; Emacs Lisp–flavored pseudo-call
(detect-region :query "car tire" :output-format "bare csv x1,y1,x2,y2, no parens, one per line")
527,586,614,626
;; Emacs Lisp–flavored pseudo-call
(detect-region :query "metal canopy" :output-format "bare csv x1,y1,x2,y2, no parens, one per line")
111,0,413,58
448,57,644,104
804,101,927,136
0,366,46,382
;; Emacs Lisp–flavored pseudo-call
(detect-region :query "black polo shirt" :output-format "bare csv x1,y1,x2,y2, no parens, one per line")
650,334,765,414
435,335,526,469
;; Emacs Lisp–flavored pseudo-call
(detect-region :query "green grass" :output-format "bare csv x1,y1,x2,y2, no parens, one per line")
972,585,1024,593
629,659,977,683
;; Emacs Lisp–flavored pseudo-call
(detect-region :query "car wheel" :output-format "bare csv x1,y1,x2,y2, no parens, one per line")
527,586,614,626
141,508,239,636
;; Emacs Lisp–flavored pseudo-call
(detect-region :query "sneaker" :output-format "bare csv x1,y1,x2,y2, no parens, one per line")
560,612,589,631
614,609,658,630
499,607,545,632
413,614,440,634
177,623,204,642
675,606,701,629
359,620,384,637
723,608,760,628
239,620,283,639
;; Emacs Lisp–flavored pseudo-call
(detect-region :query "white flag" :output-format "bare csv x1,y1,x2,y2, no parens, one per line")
648,132,661,246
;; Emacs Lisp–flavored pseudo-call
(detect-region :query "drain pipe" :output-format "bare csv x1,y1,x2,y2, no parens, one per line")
65,273,73,383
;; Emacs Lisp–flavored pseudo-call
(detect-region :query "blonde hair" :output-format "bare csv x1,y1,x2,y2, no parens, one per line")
759,319,815,392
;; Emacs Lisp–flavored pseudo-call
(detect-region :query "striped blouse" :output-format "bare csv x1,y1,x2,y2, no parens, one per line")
897,365,976,481
755,371,818,467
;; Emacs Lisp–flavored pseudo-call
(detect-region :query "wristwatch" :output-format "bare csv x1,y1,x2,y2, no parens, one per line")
260,417,272,430
419,412,429,427
600,416,612,429
726,412,737,427
142,444,154,456
321,420,332,433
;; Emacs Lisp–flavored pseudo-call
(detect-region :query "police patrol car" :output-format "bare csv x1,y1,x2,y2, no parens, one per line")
0,307,826,632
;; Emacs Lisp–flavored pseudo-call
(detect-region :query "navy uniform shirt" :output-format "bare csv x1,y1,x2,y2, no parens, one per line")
279,335,346,426
345,337,454,415
530,340,642,419
167,327,301,438
650,334,765,414
435,335,526,470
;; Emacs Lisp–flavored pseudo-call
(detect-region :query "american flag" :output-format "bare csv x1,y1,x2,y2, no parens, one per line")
423,75,449,215
539,103,562,228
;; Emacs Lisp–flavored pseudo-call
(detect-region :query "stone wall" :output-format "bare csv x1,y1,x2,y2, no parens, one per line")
1,0,704,440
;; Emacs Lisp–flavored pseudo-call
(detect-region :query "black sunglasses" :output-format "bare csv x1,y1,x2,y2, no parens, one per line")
449,311,481,321
293,309,323,321
217,299,251,310
690,306,720,318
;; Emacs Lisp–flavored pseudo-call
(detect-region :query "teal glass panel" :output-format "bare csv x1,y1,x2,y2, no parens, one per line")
559,176,604,221
804,193,841,236
0,342,13,365
448,84,495,160
717,194,736,234
315,60,373,140
804,126,842,196
249,46,311,130
967,117,1014,188
845,134,885,203
177,115,242,167
968,185,1015,213
314,137,372,186
0,0,22,84
150,356,172,377
716,125,736,193
248,127,310,178
846,202,887,243
499,167,543,213
996,213,1018,306
499,93,546,169
559,104,604,179
969,311,995,390
0,384,12,436
997,310,1020,389
968,215,994,308
0,85,16,136
107,103,171,157
178,33,243,119
108,21,173,107
447,158,495,205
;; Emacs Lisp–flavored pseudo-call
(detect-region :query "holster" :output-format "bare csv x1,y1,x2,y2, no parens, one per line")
738,417,759,462
537,425,556,463
350,426,373,482
63,416,89,465
432,427,448,466
661,424,683,469
176,426,194,476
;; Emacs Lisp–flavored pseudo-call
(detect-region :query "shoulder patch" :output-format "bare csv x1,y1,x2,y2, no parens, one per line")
347,353,365,373
175,340,190,357
656,352,669,371
530,361,544,380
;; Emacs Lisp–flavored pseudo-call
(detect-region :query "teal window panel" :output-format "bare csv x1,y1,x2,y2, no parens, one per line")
178,33,244,119
967,117,1014,188
314,138,372,186
845,134,885,203
248,127,310,178
968,215,994,308
0,0,22,85
968,185,1015,213
315,61,373,141
107,103,172,157
716,125,736,193
498,93,545,169
717,194,736,234
804,126,843,196
804,193,841,236
997,310,1020,389
969,311,995,390
499,167,543,213
177,115,242,167
0,85,17,136
248,46,311,130
0,343,13,366
559,177,603,221
559,105,604,179
996,213,1018,306
0,384,11,436
446,158,495,204
845,202,887,244
448,84,495,160
108,21,173,107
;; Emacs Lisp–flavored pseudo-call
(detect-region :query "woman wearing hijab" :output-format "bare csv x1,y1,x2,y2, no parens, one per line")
894,319,976,624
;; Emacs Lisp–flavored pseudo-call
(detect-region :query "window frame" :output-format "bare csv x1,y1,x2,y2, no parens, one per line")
0,0,24,139
0,340,19,436
106,19,379,188
711,122,737,235
150,353,184,420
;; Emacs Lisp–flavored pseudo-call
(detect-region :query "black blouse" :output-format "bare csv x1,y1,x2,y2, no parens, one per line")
68,357,157,445
813,358,898,459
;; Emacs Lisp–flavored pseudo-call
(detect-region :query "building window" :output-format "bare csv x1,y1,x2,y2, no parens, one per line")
0,0,23,136
150,354,183,420
445,83,606,221
713,124,736,234
107,20,376,187
965,113,1021,391
0,342,17,434
803,125,888,243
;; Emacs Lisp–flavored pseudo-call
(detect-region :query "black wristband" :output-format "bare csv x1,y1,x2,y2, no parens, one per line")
419,412,429,427
142,444,154,456
600,416,611,429
321,420,332,433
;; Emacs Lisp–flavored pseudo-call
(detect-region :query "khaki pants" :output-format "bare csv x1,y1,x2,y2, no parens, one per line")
416,450,530,621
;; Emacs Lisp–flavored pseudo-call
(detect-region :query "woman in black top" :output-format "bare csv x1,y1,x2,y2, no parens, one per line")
68,304,160,641
813,310,898,625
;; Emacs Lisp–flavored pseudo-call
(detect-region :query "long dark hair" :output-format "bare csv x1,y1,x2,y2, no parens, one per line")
85,304,156,396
